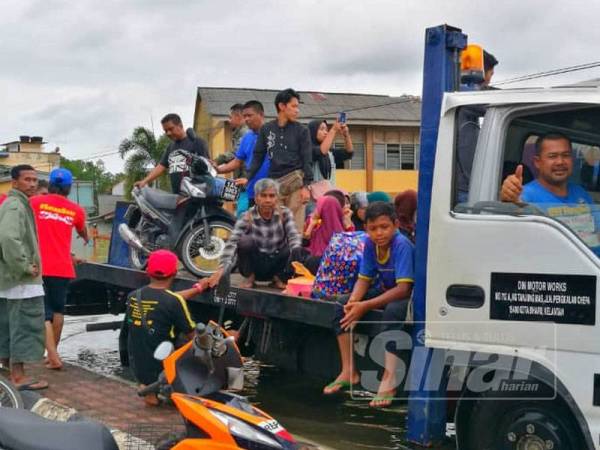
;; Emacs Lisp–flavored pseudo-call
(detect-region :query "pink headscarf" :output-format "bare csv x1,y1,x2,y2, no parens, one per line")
308,196,345,256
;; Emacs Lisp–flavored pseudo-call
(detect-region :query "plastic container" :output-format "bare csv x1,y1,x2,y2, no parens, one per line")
284,262,315,298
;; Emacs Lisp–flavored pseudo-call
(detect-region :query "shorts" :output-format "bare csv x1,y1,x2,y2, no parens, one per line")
43,276,70,321
0,296,45,363
332,289,408,336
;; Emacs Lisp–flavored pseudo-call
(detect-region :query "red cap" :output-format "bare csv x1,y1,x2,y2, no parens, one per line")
146,250,178,278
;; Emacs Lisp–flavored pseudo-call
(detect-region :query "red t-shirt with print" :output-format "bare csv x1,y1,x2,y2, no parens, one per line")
0,193,7,206
30,194,86,278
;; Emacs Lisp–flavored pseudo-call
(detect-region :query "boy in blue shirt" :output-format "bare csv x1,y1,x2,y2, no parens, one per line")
323,201,414,408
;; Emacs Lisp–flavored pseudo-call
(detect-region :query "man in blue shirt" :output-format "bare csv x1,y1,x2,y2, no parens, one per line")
501,133,600,251
323,201,414,408
217,101,270,216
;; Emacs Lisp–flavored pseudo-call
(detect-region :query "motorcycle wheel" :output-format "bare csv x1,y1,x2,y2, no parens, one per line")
128,221,148,271
0,375,24,408
129,246,148,271
179,220,234,277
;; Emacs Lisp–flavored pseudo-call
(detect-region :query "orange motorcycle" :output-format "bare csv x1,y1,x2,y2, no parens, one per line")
140,321,301,450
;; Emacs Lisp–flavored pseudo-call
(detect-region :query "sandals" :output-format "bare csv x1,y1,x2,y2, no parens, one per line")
17,379,49,391
323,379,358,395
369,393,396,408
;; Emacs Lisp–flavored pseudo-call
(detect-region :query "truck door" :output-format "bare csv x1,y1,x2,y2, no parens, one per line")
426,93,600,447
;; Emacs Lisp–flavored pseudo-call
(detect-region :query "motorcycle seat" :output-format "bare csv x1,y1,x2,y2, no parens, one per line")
141,186,179,210
0,408,118,450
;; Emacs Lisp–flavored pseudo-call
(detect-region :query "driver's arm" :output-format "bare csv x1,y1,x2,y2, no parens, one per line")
136,164,167,188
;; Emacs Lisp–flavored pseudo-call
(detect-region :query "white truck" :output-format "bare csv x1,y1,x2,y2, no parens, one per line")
425,82,600,449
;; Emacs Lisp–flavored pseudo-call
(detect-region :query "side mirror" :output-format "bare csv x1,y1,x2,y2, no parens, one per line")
154,341,174,361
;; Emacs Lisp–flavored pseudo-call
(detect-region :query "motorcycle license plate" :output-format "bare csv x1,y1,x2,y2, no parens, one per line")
221,179,240,201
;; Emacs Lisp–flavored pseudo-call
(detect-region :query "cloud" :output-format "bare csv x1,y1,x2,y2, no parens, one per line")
2,0,600,173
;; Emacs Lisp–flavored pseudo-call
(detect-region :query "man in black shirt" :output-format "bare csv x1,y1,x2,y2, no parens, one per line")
135,113,209,194
125,249,208,405
247,88,312,230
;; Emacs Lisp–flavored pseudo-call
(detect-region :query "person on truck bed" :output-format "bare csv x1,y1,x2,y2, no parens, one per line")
216,100,270,215
134,113,210,195
500,133,600,253
456,50,499,203
246,88,313,231
323,201,414,408
209,178,304,290
125,249,209,406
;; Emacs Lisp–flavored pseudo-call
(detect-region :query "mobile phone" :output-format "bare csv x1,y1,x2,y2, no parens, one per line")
338,112,347,124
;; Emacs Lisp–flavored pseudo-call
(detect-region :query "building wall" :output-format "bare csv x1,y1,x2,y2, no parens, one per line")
194,106,420,195
1,151,59,173
336,125,419,194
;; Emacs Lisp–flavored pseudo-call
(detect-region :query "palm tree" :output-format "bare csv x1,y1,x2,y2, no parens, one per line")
119,127,171,198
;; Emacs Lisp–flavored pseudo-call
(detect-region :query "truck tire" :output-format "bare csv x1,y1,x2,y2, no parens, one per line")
178,220,233,277
459,389,585,450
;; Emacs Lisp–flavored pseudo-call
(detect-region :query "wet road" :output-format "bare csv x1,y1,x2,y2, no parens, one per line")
60,314,456,450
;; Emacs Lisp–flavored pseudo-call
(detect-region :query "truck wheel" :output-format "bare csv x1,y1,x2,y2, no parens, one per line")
179,220,233,277
462,392,584,450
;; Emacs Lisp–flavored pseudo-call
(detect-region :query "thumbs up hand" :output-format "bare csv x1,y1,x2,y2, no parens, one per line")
500,164,524,202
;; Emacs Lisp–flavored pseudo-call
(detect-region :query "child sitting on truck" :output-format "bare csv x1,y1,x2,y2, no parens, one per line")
125,249,209,406
323,201,414,408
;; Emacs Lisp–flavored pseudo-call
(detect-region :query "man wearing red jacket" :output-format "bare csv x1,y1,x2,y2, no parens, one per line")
30,168,88,369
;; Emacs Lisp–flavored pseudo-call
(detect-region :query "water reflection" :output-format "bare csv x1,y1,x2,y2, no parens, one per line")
60,315,454,450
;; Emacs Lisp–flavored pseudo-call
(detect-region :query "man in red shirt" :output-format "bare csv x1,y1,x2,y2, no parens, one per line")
30,168,88,369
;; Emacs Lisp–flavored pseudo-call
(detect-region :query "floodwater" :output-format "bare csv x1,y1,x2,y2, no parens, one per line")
60,314,455,450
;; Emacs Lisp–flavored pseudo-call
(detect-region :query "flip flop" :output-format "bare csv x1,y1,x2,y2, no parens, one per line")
369,394,395,408
323,379,357,395
17,380,49,391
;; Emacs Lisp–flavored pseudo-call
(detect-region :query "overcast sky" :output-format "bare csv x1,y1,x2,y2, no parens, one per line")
2,0,600,173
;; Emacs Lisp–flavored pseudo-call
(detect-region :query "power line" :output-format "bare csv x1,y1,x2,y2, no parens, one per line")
494,60,600,86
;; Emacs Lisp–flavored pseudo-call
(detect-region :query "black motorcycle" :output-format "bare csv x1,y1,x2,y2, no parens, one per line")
118,150,239,277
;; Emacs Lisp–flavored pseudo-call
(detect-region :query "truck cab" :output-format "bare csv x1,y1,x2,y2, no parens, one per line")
427,85,600,449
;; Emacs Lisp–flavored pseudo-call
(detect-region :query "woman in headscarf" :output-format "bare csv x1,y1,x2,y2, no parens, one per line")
367,191,392,204
350,192,368,231
303,195,347,273
307,119,353,188
394,189,417,243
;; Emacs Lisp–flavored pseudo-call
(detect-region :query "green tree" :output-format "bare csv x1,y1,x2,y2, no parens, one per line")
119,127,170,198
60,157,120,194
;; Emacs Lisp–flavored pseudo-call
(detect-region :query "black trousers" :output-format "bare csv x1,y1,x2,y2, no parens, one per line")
237,234,290,281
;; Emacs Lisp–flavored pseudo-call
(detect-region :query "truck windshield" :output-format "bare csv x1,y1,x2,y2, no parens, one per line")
455,104,600,257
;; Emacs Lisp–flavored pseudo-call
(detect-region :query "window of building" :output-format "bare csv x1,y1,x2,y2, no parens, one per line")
337,142,365,170
374,143,417,170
